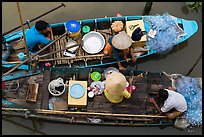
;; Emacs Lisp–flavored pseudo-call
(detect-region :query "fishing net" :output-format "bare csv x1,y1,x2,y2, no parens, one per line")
144,13,186,55
175,76,202,126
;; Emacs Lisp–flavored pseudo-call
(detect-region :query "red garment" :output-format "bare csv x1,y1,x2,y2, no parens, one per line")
2,81,5,90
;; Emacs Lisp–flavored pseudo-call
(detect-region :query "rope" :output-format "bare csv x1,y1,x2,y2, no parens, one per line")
4,80,20,92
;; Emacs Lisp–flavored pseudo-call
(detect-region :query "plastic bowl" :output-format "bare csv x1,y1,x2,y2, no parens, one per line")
48,78,65,96
82,31,105,54
91,72,101,81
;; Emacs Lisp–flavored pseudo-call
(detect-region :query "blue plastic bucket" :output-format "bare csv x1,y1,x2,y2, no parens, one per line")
65,20,81,38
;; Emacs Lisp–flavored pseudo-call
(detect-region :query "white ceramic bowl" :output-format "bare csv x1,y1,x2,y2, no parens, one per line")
82,31,105,54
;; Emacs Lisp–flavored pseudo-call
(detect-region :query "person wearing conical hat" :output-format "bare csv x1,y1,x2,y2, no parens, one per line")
103,30,137,71
104,72,133,103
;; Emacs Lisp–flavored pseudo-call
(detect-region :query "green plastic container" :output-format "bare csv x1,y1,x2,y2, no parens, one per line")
82,26,90,34
91,72,101,81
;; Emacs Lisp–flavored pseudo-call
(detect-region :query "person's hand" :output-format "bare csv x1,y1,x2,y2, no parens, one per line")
46,37,51,40
119,66,126,71
124,56,130,62
168,87,176,91
147,97,156,104
47,27,52,32
129,77,133,83
132,56,137,63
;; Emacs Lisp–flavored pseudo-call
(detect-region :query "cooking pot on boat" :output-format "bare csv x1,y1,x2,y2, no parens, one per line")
82,31,105,54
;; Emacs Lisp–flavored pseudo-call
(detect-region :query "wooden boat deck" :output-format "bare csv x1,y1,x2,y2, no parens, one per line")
3,68,172,114
49,28,114,66
3,68,175,126
4,17,149,68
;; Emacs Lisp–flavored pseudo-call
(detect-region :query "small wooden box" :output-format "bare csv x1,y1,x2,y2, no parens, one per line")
68,80,87,107
26,83,39,102
126,20,147,48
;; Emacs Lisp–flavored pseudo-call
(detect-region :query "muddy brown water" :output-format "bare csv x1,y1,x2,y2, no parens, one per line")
2,2,202,135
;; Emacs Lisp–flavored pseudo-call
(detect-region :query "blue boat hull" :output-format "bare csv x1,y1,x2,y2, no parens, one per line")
2,15,198,69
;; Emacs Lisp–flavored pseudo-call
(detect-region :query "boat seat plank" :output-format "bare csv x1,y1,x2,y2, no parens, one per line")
41,70,51,109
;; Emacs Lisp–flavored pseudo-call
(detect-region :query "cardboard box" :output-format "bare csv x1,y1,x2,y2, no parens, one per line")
126,20,147,48
68,80,87,107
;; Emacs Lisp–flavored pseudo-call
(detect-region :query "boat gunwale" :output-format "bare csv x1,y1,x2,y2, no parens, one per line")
2,15,198,69
2,107,167,118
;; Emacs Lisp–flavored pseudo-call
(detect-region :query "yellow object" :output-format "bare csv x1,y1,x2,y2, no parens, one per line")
68,80,87,107
66,29,81,38
104,72,131,103
104,89,131,103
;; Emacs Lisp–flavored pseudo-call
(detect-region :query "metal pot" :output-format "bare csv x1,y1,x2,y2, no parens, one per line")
82,31,105,54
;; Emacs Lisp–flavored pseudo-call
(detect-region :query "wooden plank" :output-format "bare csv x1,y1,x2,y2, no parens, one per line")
55,37,60,64
58,38,62,64
41,70,51,109
59,38,65,64
61,37,66,64
53,99,68,111
56,36,60,64
54,36,58,65
26,83,39,102
64,37,69,64
53,39,57,66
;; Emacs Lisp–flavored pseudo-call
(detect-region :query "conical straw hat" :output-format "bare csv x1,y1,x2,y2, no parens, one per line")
112,31,132,50
105,72,127,95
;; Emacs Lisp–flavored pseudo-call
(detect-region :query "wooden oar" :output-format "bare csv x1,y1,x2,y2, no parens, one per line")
2,3,66,36
38,54,105,62
2,107,167,118
2,61,23,65
2,32,68,76
16,2,29,58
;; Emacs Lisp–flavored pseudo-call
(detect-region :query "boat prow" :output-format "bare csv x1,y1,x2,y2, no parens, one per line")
177,19,198,43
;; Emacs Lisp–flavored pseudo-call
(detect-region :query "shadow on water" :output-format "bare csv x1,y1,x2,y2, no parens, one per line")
181,6,189,15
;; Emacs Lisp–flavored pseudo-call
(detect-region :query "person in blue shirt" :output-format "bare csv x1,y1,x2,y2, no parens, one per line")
25,20,52,52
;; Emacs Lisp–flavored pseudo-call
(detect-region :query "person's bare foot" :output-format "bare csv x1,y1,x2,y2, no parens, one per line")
119,66,126,71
